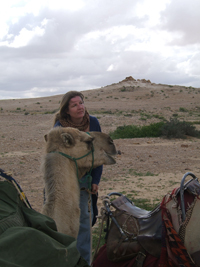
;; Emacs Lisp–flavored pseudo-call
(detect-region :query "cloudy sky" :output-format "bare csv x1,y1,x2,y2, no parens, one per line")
0,0,200,99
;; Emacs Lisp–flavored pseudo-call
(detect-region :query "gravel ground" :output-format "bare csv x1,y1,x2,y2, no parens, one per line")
1,79,200,213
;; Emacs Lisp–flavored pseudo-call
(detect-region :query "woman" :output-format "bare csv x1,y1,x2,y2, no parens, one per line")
53,91,102,265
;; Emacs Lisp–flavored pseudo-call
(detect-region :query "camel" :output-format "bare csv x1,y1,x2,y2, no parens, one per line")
41,127,117,238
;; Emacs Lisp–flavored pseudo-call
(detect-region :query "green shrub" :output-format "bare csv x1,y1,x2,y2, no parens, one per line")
152,114,165,120
110,122,164,139
120,86,127,92
161,118,200,139
179,107,188,112
110,118,200,139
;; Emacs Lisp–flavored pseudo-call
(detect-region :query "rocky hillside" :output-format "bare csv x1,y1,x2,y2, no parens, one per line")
0,77,200,212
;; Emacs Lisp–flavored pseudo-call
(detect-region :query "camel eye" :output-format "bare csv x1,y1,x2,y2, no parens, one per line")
85,138,94,149
86,140,92,145
109,137,114,144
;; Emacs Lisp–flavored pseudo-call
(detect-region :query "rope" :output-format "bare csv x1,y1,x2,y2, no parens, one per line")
91,195,111,263
0,168,32,209
50,142,94,190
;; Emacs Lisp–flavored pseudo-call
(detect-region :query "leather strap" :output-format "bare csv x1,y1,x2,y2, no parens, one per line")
134,250,146,267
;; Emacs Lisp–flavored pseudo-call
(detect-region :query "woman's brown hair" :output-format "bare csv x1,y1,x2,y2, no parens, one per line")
54,91,84,125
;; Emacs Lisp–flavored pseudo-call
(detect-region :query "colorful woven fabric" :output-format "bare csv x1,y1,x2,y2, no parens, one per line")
160,198,196,267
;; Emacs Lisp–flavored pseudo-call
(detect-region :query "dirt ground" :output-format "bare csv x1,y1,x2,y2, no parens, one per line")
0,77,200,214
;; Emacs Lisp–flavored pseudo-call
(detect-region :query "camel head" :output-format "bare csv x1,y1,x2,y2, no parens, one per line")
44,127,117,176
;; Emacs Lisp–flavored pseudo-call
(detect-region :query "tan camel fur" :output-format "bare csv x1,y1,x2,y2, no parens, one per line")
41,127,117,238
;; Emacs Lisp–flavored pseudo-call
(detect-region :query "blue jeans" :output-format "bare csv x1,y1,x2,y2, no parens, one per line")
77,180,93,265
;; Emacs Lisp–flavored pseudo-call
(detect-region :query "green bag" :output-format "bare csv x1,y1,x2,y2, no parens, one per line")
0,181,89,267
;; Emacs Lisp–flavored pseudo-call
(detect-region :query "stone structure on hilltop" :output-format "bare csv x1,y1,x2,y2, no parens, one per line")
137,78,151,83
120,76,151,83
121,76,136,82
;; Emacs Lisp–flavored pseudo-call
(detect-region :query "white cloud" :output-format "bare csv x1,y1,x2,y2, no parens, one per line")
160,0,200,45
46,0,86,11
0,0,199,99
7,26,45,47
135,0,171,26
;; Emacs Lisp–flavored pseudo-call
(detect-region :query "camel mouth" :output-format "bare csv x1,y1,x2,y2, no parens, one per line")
105,152,117,164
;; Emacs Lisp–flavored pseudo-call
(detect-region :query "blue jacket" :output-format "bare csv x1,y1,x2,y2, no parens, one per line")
54,115,103,185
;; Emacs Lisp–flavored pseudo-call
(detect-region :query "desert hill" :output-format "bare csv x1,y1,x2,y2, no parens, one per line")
0,77,200,212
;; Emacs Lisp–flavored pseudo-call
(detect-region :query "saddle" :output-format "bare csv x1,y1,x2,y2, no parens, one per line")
105,194,162,262
103,172,200,264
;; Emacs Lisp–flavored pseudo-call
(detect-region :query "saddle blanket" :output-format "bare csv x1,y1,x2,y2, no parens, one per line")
0,181,89,267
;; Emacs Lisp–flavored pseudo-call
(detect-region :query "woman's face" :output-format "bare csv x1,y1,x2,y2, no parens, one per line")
67,96,85,122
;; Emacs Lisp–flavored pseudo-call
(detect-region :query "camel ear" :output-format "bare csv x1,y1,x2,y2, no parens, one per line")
44,134,48,142
61,133,75,147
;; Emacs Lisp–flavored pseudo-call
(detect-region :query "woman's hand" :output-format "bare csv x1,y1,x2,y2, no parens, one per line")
91,184,98,194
